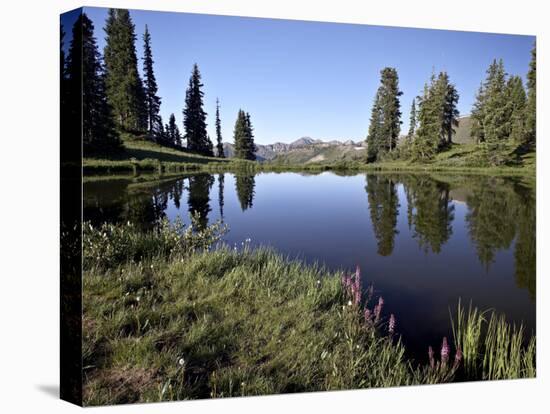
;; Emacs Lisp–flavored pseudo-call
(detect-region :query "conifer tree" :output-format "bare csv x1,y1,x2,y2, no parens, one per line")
166,113,182,147
142,25,162,139
470,60,500,144
470,83,486,144
412,82,439,160
379,68,403,153
506,75,527,143
233,110,256,160
215,98,225,158
103,9,147,132
439,72,460,146
483,59,510,160
525,43,536,147
366,90,383,162
365,67,402,161
183,64,213,155
67,13,120,154
245,112,256,159
407,99,417,139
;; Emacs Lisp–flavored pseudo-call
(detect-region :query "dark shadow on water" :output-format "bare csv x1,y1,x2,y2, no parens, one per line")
36,384,59,399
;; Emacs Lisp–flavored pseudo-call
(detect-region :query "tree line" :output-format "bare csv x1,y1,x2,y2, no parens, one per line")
61,9,256,160
366,44,536,166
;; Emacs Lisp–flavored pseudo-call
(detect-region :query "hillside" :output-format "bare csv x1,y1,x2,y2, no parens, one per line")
87,139,229,164
269,142,367,164
452,116,473,144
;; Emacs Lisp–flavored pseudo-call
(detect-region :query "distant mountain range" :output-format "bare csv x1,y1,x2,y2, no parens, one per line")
223,136,366,162
222,115,472,164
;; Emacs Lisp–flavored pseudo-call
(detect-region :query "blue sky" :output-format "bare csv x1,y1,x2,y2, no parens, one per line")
72,7,534,144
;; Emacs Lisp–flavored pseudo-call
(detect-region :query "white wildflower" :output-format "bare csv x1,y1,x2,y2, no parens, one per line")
178,357,185,366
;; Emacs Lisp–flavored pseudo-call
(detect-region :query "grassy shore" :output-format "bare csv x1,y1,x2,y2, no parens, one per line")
82,139,535,176
81,220,535,405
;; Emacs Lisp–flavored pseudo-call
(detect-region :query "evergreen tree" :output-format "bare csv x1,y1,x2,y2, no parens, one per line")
440,72,460,146
470,60,500,144
183,64,213,155
233,110,256,160
142,25,162,139
365,67,402,161
378,67,403,154
470,82,486,144
412,82,439,160
407,99,417,139
525,43,536,148
166,113,182,147
66,13,120,154
506,75,527,143
482,59,511,164
103,9,147,132
215,98,225,158
366,90,383,162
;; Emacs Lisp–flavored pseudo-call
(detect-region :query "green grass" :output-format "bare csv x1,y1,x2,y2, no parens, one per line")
82,220,467,405
451,300,536,380
81,220,536,405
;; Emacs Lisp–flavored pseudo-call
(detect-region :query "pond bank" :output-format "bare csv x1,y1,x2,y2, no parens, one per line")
81,220,535,405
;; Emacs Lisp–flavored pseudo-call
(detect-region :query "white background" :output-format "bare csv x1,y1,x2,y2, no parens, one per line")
0,0,548,412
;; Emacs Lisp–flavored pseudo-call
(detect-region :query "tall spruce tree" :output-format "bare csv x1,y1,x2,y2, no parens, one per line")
103,9,147,132
439,72,460,146
379,67,403,153
215,98,225,157
407,99,417,139
233,110,256,160
183,64,213,155
412,82,440,160
365,67,402,161
483,59,510,162
142,25,162,139
470,83,486,144
166,113,182,147
67,13,120,154
366,90,383,162
470,60,500,144
525,43,536,147
506,75,527,143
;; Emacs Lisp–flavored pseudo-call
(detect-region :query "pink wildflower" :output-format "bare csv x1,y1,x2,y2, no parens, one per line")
388,314,396,334
441,337,450,365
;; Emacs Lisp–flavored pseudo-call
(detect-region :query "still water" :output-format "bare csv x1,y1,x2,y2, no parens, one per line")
84,171,536,357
